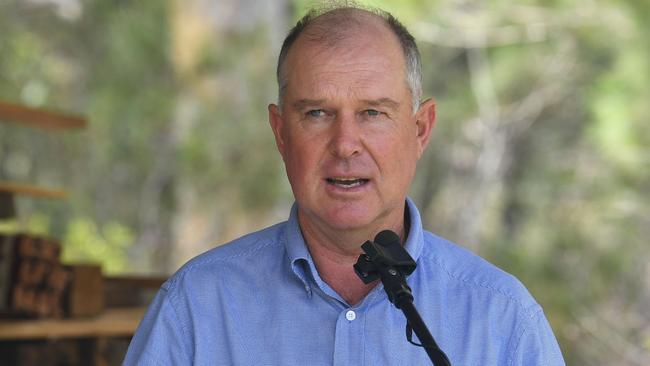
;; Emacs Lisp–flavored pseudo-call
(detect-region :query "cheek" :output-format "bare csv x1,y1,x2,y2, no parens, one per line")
374,125,418,155
377,133,419,180
284,141,320,181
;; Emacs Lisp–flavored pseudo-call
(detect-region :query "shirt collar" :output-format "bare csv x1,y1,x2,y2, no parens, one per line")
284,203,316,295
403,196,425,263
283,197,425,294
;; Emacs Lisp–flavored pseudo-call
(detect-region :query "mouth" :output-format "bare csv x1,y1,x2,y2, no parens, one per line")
326,177,370,189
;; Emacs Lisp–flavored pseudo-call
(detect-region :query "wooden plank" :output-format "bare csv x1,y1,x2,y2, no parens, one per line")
104,275,166,289
0,307,146,340
0,181,67,199
66,264,104,317
103,275,166,308
0,100,86,130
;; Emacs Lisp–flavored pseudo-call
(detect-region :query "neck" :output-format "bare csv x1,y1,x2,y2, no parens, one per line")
297,209,407,305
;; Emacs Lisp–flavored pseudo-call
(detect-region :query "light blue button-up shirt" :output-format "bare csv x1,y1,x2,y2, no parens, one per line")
124,199,565,365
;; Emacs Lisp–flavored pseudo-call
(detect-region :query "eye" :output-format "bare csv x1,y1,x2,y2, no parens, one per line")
364,109,382,117
306,109,325,118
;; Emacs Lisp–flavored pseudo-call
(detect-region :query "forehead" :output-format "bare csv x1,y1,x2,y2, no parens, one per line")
282,16,409,102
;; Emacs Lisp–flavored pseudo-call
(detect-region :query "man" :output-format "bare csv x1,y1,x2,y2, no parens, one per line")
124,5,565,365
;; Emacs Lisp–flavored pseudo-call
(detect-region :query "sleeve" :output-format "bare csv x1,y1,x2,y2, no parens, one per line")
509,307,566,366
122,285,192,365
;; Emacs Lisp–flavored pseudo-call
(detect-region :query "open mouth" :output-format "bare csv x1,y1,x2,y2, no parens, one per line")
326,177,370,188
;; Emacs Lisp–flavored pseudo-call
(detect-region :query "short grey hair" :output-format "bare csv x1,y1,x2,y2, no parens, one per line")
276,5,423,114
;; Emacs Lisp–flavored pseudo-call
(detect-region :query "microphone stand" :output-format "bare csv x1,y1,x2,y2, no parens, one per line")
354,231,451,366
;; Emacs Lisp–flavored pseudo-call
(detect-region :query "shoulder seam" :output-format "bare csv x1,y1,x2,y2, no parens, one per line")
162,236,281,318
176,237,280,276
160,286,194,361
507,306,544,366
421,248,537,314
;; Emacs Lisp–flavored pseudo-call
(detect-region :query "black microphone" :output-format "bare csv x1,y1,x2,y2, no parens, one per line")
373,230,417,277
375,229,400,244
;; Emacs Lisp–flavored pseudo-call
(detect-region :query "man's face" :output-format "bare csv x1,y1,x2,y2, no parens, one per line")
269,20,435,235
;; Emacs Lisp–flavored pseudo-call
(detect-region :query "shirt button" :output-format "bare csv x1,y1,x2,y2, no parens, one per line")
345,310,356,321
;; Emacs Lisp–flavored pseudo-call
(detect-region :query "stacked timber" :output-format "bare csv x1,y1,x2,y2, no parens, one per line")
0,233,70,318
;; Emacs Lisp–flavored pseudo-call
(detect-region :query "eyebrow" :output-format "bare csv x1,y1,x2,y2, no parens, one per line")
291,98,401,111
291,99,326,110
361,98,401,111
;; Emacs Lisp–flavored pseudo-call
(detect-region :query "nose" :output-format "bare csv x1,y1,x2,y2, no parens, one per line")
329,112,362,158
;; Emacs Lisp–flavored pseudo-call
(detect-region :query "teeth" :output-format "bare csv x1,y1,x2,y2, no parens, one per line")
327,178,368,188
339,180,362,187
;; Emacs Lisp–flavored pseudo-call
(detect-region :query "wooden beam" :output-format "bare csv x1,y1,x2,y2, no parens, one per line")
0,181,67,199
0,307,147,340
104,275,167,289
0,100,86,130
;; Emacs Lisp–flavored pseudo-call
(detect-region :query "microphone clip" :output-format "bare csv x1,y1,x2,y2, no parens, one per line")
353,230,416,304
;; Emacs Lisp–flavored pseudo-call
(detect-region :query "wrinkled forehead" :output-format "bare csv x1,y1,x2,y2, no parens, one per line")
301,9,387,46
296,9,399,56
281,13,407,94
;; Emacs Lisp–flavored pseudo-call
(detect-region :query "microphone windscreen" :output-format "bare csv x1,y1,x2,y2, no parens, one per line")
375,230,401,247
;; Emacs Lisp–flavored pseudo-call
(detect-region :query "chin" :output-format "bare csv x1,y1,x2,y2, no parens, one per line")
324,216,374,231
318,204,380,231
296,192,392,232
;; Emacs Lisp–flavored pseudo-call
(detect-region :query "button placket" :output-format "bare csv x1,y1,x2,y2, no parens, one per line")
333,308,364,366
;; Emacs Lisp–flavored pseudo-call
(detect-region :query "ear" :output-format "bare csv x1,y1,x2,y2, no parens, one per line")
268,103,287,161
414,98,436,158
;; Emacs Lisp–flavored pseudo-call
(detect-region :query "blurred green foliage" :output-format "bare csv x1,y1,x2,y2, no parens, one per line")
0,0,648,363
62,217,133,275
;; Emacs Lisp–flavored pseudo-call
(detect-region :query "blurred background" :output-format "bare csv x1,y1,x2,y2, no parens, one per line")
0,0,648,364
